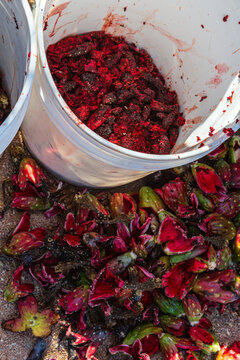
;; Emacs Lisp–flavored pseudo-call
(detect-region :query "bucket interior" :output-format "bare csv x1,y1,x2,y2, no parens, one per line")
42,0,240,154
0,0,29,109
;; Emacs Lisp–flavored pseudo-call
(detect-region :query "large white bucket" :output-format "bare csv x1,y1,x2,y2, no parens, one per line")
0,0,37,155
22,0,240,187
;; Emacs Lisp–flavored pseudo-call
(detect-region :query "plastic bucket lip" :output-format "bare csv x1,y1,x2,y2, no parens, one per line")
0,0,37,136
37,0,234,162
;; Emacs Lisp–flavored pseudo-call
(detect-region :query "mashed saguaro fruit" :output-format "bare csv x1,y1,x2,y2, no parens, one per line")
47,31,185,154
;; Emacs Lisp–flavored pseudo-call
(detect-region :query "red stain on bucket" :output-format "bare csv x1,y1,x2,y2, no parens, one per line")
188,116,203,125
215,63,229,75
232,48,240,55
101,11,138,38
102,11,127,33
178,38,196,53
147,22,194,52
185,104,198,114
11,9,19,29
199,95,207,102
223,15,229,22
206,75,222,88
173,51,183,68
206,64,229,88
43,2,70,36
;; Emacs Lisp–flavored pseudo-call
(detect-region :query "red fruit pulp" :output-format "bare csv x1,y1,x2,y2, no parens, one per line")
47,31,185,154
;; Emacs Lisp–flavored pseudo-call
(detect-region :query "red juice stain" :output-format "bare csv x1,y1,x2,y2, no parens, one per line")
185,104,198,114
102,11,128,35
200,95,207,102
206,75,222,88
43,1,70,36
11,10,19,29
227,91,234,104
147,22,195,52
233,48,240,55
209,126,215,137
191,116,203,125
223,15,229,22
201,24,204,29
43,21,48,31
215,63,229,75
173,51,183,68
196,136,201,141
46,31,185,155
123,6,127,12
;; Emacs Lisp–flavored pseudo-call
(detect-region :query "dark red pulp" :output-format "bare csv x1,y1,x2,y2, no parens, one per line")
46,31,185,154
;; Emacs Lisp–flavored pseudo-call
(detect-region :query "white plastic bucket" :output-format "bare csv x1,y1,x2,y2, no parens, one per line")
0,0,37,155
22,0,240,187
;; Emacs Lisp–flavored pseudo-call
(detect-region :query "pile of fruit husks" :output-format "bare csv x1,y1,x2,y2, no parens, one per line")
2,134,240,360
